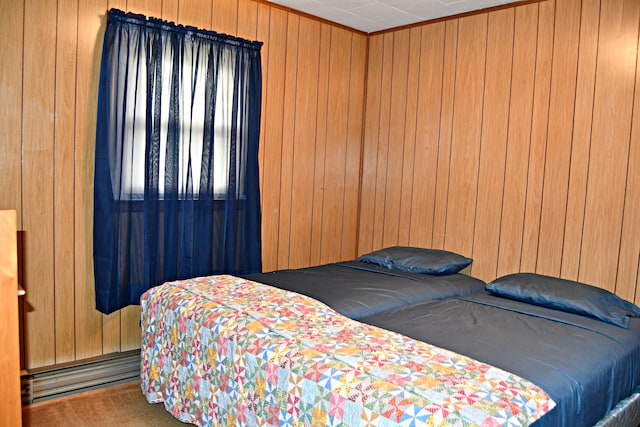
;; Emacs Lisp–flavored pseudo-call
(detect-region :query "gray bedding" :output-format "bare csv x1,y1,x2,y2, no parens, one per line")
242,261,485,319
360,292,640,427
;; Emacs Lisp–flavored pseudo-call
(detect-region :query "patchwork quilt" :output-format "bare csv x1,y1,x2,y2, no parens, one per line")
140,275,554,426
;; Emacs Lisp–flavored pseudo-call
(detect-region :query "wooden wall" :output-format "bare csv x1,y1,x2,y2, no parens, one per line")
0,0,366,370
359,0,640,305
4,0,639,372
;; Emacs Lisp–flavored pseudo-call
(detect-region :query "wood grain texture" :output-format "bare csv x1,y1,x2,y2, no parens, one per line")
360,0,640,297
496,3,538,277
276,14,299,269
432,21,459,251
320,28,351,263
289,17,320,268
471,9,514,280
5,0,367,369
260,7,287,272
342,33,367,260
408,23,446,249
5,0,640,371
75,0,107,361
0,211,21,426
358,34,384,254
444,14,487,260
536,0,581,277
619,8,640,305
561,0,600,280
22,0,57,368
520,0,554,273
579,0,639,291
0,1,24,224
309,24,331,266
54,0,80,364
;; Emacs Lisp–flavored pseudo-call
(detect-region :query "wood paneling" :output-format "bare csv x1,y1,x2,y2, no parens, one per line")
54,0,80,364
23,0,57,368
0,1,24,224
444,13,487,258
408,23,446,249
360,0,640,304
497,4,538,277
5,0,640,371
472,9,514,281
2,0,366,370
579,0,639,290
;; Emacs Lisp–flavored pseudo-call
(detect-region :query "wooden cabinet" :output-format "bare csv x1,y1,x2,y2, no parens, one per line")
0,210,22,426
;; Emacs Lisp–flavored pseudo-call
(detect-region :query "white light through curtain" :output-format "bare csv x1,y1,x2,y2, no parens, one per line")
94,9,263,314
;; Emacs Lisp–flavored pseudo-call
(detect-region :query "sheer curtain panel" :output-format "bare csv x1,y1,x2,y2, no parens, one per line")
94,9,263,314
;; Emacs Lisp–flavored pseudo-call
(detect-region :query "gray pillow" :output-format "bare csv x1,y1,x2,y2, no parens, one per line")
356,246,472,275
486,273,640,328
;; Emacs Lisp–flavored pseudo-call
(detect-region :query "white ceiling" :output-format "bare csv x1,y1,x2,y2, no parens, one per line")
266,0,527,33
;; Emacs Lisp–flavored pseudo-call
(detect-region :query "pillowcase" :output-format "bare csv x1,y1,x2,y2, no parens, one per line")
486,272,640,328
356,246,472,275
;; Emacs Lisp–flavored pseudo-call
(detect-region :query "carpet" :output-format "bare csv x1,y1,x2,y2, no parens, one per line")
22,380,185,426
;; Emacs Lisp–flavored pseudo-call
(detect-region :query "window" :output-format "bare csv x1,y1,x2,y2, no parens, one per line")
94,9,263,314
120,43,237,200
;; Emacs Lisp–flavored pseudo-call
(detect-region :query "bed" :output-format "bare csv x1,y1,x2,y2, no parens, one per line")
360,273,640,427
139,247,640,426
240,257,485,320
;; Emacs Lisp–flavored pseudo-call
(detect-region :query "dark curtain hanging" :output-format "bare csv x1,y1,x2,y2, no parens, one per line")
94,9,263,314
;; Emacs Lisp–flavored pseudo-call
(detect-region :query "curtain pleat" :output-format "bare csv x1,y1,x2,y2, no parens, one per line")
94,9,263,314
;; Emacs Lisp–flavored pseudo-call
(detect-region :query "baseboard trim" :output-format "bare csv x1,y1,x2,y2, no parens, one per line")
22,350,141,404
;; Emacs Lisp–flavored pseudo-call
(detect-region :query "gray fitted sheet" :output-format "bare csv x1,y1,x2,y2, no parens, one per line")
360,292,640,427
242,261,485,319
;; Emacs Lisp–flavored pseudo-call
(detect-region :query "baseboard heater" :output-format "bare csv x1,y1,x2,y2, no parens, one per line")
21,350,141,404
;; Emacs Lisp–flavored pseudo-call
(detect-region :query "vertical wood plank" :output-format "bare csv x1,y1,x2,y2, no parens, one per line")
341,33,367,260
497,3,538,277
444,13,487,259
409,23,445,249
561,0,600,280
0,1,24,223
618,11,640,304
289,17,320,268
320,27,351,263
212,0,238,35
472,8,514,282
310,24,331,265
256,1,270,202
579,0,639,291
75,0,107,360
260,7,286,272
381,29,410,247
371,33,394,250
178,0,212,28
397,27,422,246
237,0,258,40
162,0,179,21
23,0,57,369
357,34,384,254
521,0,555,272
276,13,299,269
536,0,581,277
125,0,160,16
54,0,79,364
432,20,458,249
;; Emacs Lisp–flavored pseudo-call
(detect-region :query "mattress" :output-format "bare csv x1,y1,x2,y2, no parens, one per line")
359,292,640,427
140,275,555,426
242,261,485,320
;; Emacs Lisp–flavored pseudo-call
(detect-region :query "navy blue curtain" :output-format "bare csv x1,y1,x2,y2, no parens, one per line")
94,9,263,314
